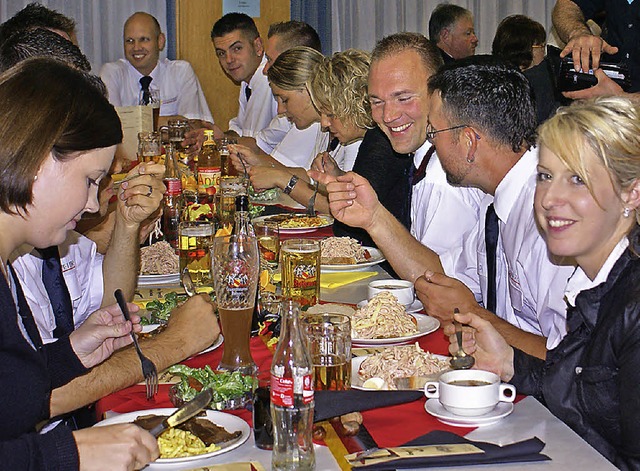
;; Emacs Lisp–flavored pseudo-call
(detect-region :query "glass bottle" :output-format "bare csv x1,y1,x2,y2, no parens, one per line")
270,300,315,471
162,144,182,249
197,130,221,210
231,194,254,237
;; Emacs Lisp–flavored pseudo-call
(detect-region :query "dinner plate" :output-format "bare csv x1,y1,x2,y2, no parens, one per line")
321,247,386,272
252,213,333,233
95,408,250,468
351,312,440,346
138,273,180,286
351,354,449,390
188,334,224,359
425,399,514,427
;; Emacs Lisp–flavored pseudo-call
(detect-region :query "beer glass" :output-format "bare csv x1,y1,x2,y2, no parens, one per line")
178,221,214,289
216,176,247,226
302,313,351,390
138,89,161,131
137,131,162,163
212,234,259,374
159,119,190,150
281,239,321,307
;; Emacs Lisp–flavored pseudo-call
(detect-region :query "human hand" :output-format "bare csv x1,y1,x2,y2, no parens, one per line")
138,211,162,244
248,165,289,192
74,424,159,471
229,143,270,168
310,152,344,178
562,68,625,99
308,171,380,230
117,163,165,226
70,302,142,368
442,311,514,381
162,294,220,357
415,270,479,323
560,32,618,73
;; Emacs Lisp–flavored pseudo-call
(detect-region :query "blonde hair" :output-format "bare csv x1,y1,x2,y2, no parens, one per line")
267,46,324,91
538,96,640,223
307,49,373,130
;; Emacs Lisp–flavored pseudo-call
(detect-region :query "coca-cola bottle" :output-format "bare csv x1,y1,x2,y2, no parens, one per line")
270,300,315,471
162,144,182,249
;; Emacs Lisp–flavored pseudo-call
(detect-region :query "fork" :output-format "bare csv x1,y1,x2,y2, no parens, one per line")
114,289,158,400
307,179,319,216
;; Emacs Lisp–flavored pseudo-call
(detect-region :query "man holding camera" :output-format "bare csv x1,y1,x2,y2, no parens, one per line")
552,0,640,98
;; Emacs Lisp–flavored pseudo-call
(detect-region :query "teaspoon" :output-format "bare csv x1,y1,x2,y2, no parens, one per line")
181,267,196,298
450,308,475,370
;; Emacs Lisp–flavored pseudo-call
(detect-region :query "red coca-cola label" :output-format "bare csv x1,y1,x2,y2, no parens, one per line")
271,374,313,407
164,178,182,196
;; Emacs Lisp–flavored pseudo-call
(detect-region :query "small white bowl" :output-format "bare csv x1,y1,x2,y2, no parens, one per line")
367,279,415,307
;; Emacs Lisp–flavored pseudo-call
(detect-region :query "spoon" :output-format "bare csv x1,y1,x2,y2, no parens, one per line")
181,267,196,297
450,308,475,370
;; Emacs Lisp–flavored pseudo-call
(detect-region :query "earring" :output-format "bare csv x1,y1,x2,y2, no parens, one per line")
33,175,38,181
623,207,632,218
466,155,475,163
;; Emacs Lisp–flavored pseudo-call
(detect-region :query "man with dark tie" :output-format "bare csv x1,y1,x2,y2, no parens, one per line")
100,12,213,126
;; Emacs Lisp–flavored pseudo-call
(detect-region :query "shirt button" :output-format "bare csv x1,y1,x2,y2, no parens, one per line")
629,24,633,28
575,366,582,375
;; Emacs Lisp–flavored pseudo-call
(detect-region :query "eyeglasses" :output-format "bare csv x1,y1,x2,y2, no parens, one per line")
425,123,468,142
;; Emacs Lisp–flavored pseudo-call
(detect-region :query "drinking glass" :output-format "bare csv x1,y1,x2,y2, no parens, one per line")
254,221,280,286
138,89,161,131
281,239,321,307
216,176,247,227
178,221,214,290
302,313,351,390
212,234,259,374
137,131,162,163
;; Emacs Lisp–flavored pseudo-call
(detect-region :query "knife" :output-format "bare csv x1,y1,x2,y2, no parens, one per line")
148,388,213,437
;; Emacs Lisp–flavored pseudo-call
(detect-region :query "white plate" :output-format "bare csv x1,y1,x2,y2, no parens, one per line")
425,399,514,427
138,273,180,286
252,213,333,233
352,312,440,346
405,299,424,313
351,354,449,390
95,408,250,468
189,334,224,358
321,247,386,272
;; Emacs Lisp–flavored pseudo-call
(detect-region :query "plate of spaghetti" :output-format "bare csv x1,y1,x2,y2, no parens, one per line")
138,241,180,286
254,213,333,233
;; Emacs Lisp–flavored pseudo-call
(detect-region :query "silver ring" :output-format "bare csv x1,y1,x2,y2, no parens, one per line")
146,185,153,197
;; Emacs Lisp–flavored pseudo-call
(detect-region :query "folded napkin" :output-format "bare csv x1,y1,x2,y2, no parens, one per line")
351,430,549,469
314,389,423,422
273,271,377,289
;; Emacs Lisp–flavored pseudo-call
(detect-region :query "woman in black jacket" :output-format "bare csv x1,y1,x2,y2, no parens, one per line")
448,96,640,470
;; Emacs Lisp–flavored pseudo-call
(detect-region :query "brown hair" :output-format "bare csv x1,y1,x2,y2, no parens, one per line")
371,32,443,76
0,58,122,214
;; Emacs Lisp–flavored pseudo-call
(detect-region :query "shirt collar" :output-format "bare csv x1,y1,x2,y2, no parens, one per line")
413,139,433,167
493,147,538,223
564,236,630,306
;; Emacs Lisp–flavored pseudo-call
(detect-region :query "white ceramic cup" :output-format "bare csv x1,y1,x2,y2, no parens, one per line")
367,279,415,307
424,369,516,417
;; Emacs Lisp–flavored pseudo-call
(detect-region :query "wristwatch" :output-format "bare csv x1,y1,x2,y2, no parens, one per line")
283,175,299,195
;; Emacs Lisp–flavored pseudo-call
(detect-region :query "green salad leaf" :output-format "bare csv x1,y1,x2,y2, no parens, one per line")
167,365,257,404
142,292,179,325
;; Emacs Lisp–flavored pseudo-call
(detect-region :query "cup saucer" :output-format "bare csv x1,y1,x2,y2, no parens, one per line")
425,399,514,427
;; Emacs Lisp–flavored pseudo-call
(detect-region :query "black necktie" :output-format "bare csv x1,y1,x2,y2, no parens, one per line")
39,246,74,338
485,204,499,313
245,85,252,102
410,145,436,186
140,76,153,105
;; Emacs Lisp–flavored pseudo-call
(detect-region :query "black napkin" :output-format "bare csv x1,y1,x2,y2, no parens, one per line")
353,430,549,469
314,390,423,422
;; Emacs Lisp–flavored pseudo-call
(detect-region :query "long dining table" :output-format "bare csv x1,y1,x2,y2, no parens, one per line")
99,206,617,470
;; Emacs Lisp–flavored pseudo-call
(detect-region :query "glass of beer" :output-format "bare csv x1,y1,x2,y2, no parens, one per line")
138,89,161,131
137,131,162,163
216,176,247,226
178,221,214,289
302,313,351,390
254,221,280,275
281,239,320,307
212,234,259,375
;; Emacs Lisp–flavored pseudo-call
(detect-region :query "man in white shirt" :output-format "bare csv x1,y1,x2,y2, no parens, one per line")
100,12,213,124
414,58,575,358
211,12,276,138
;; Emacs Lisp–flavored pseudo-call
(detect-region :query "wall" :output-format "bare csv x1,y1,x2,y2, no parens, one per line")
175,0,290,128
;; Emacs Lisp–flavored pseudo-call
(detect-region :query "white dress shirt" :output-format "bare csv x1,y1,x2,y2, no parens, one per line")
228,57,278,137
410,140,485,277
271,123,325,169
453,148,574,349
255,115,292,153
100,58,214,123
10,232,104,344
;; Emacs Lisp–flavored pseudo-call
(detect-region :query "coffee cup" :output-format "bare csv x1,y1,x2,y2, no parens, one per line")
424,369,515,417
367,279,415,307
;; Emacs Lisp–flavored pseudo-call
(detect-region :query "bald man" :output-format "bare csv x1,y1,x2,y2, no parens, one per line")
100,11,213,124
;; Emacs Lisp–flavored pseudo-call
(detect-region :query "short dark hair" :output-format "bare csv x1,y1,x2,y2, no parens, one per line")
0,2,76,46
211,12,259,41
428,56,537,152
0,58,122,214
371,32,443,76
492,15,546,70
0,28,90,72
428,3,472,42
267,21,321,52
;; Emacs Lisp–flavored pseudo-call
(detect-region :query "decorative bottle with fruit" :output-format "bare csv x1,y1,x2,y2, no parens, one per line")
270,300,315,470
197,130,221,219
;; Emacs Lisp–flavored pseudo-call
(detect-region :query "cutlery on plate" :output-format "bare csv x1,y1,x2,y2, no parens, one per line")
148,388,214,437
181,267,196,297
450,308,475,370
114,289,159,399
